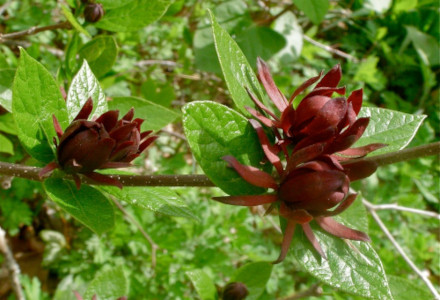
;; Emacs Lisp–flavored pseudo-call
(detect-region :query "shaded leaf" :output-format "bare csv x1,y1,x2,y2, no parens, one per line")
44,178,115,235
405,26,440,66
182,101,267,196
78,36,118,79
12,48,69,163
293,0,329,25
231,262,272,300
60,4,91,37
84,267,128,300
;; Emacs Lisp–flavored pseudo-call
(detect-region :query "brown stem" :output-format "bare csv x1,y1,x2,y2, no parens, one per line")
0,21,72,43
0,142,438,187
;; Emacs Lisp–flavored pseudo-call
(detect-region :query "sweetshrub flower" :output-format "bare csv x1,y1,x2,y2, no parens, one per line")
40,98,157,189
213,61,386,262
222,282,249,300
246,58,385,175
84,3,105,23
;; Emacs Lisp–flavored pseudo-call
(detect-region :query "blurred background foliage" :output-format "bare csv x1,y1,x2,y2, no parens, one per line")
0,0,438,299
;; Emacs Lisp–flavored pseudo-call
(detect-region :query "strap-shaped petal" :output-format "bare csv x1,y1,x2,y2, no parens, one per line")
320,193,357,217
327,118,370,153
273,219,296,264
315,217,370,241
249,119,283,175
315,64,342,89
95,110,119,132
52,115,63,139
338,143,387,158
289,71,323,103
303,86,346,100
347,88,363,115
245,106,275,127
39,161,59,178
285,143,325,175
300,98,347,135
84,171,123,189
212,194,277,206
223,155,278,189
257,57,288,112
122,108,134,121
245,87,279,121
302,223,326,258
341,159,378,182
74,97,93,121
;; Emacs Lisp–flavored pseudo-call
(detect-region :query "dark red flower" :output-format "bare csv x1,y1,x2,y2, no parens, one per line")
214,145,375,262
245,58,385,174
222,282,249,300
84,3,104,23
39,98,157,189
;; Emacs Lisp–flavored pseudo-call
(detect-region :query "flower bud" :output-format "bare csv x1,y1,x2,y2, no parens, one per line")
222,282,249,300
84,3,104,23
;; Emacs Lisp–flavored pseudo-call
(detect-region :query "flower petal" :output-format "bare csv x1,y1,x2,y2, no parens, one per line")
315,217,370,241
139,135,158,153
347,88,363,115
73,97,93,121
39,161,59,178
302,223,326,258
304,86,346,100
289,71,323,103
273,219,296,264
245,106,275,127
327,117,370,153
321,193,357,216
249,119,283,175
279,203,313,224
285,142,325,174
245,88,279,121
212,194,277,206
300,98,347,135
341,159,378,181
84,171,123,189
257,57,288,112
315,64,342,89
52,115,63,139
95,110,119,132
122,108,134,121
337,143,387,158
223,155,278,189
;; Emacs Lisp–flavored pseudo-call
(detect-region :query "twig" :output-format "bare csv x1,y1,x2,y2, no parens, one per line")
303,35,359,62
0,21,71,43
111,197,159,270
366,203,440,219
363,199,440,299
135,60,181,68
279,283,322,300
160,129,188,141
0,226,25,300
0,142,438,187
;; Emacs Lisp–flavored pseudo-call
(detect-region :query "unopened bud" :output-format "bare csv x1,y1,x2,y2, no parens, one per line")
84,3,104,23
222,282,249,300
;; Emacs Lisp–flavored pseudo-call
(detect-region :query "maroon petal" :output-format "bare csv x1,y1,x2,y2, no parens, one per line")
245,88,279,121
279,104,296,136
285,143,325,174
52,115,63,139
139,135,158,153
72,173,82,190
338,143,387,158
140,131,153,139
39,161,59,178
315,217,370,241
347,89,363,115
212,194,277,206
304,86,346,100
279,204,313,224
95,110,119,131
326,118,370,153
245,106,275,127
341,159,378,181
321,193,357,216
249,119,283,175
294,95,331,127
302,223,326,258
257,57,288,112
289,71,323,103
273,219,296,264
122,108,134,121
84,172,123,189
315,64,342,89
292,126,336,152
300,98,347,135
73,98,93,121
109,123,136,140
223,155,278,189
132,118,144,130
100,161,132,169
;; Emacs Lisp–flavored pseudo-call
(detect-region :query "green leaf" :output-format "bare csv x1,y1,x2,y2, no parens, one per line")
293,0,329,25
0,134,13,155
108,96,179,131
405,26,440,66
84,267,128,300
388,275,432,300
231,262,272,300
0,68,15,112
44,178,115,235
96,0,173,32
78,36,118,78
102,186,198,220
356,107,426,154
210,11,266,116
66,60,108,122
290,198,393,299
186,269,218,300
0,113,17,135
12,48,69,163
182,101,267,196
60,4,91,37
235,26,286,66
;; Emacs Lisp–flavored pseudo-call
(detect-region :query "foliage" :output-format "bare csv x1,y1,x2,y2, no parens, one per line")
0,0,438,299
